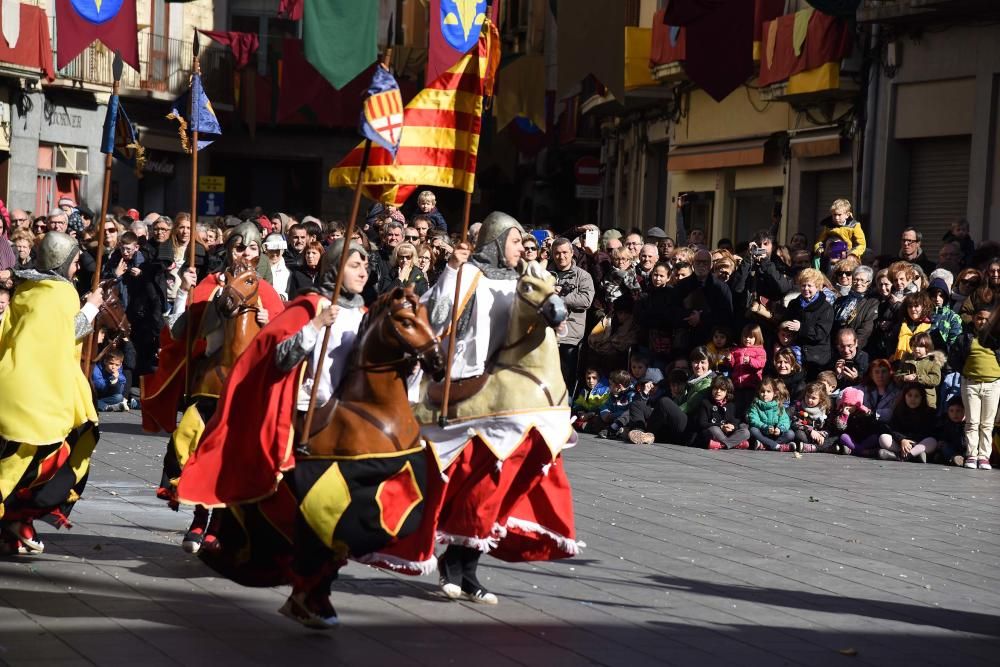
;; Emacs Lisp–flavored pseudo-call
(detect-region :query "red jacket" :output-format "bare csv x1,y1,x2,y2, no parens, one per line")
730,345,766,389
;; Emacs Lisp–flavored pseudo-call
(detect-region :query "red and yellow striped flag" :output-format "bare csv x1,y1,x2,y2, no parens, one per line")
329,19,500,205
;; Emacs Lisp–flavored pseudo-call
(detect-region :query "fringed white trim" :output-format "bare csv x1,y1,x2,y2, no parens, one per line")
355,552,438,576
436,531,498,553
491,522,508,539
541,462,552,476
440,471,450,483
505,517,586,556
494,459,504,472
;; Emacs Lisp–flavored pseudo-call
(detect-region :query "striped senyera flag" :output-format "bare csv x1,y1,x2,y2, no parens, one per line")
329,18,500,206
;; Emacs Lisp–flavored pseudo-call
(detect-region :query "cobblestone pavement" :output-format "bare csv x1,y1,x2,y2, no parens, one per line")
0,411,997,666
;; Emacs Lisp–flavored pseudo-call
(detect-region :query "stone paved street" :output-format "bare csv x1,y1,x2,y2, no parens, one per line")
0,411,997,666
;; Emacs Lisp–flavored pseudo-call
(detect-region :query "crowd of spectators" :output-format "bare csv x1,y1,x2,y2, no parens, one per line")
0,192,997,470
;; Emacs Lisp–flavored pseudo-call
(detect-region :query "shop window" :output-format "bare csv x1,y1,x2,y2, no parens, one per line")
36,144,86,215
732,188,782,246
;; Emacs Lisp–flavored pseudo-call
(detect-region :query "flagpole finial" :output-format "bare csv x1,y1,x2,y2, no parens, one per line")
193,30,201,58
112,50,124,82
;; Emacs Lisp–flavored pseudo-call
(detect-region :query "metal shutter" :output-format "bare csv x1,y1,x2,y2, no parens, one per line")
906,137,971,257
815,169,854,227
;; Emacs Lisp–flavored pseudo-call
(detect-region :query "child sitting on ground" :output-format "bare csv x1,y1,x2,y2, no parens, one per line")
878,383,938,462
572,367,610,431
617,368,664,445
790,382,831,453
816,370,841,403
596,370,634,438
697,375,750,450
834,386,881,456
746,377,795,452
935,396,967,467
91,348,130,412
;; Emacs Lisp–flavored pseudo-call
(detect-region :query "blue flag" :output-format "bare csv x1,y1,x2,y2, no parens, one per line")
360,66,404,159
167,73,222,152
102,93,145,175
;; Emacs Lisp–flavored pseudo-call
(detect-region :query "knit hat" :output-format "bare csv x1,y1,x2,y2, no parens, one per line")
640,368,664,385
929,268,954,293
838,387,869,413
928,277,950,298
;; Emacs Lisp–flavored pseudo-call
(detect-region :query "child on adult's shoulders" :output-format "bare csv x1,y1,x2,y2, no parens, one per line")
572,367,610,432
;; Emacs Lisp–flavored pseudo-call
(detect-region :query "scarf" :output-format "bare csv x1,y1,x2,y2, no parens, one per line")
834,291,865,325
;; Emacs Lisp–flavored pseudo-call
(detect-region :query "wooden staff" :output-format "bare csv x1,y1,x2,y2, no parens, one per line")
183,32,202,400
437,192,473,427
438,1,495,425
82,52,124,377
301,35,396,442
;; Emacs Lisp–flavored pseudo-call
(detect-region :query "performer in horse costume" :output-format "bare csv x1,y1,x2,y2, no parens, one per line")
0,232,103,554
141,222,283,553
369,211,581,604
177,239,445,629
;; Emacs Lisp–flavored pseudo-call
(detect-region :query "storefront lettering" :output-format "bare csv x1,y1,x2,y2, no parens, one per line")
50,112,82,128
143,156,175,176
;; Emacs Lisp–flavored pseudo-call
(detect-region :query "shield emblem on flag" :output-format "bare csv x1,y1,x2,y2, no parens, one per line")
363,88,404,152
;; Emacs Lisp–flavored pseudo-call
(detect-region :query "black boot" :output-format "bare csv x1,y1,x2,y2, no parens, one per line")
458,546,498,604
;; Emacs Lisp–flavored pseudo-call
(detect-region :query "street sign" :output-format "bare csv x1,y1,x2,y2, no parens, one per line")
198,191,224,216
198,175,225,193
574,156,601,186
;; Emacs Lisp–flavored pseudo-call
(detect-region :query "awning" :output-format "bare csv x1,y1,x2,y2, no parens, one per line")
789,131,842,158
668,138,769,171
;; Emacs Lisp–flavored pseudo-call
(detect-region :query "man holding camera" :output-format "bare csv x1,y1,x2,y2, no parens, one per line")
550,237,594,396
730,229,794,327
829,327,870,391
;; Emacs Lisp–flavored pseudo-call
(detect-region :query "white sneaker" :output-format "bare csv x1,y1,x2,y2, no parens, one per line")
120,399,130,412
978,458,992,471
441,582,463,599
964,459,979,469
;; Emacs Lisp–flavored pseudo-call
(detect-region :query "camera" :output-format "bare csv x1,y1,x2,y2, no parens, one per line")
748,242,767,261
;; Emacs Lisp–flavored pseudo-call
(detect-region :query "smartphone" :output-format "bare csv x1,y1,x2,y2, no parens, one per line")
584,228,598,251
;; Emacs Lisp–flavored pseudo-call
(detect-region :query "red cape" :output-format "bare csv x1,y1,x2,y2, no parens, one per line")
176,293,321,507
141,275,285,433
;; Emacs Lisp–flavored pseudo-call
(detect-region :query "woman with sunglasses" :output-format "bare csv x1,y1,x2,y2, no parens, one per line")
415,243,437,286
521,235,540,263
389,241,429,296
952,268,982,315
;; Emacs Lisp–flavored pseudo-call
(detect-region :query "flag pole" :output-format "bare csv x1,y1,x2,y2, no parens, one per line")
301,28,396,444
183,32,202,401
438,2,495,426
82,53,125,377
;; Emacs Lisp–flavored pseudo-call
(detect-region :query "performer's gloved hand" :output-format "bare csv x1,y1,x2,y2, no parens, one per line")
256,308,270,326
448,242,472,270
312,305,339,330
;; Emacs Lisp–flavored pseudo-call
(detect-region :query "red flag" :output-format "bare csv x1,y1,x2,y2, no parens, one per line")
55,0,139,70
427,0,500,86
278,0,303,21
199,30,260,70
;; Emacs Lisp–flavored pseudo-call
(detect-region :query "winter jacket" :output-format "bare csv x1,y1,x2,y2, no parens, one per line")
599,390,633,421
573,379,611,414
930,305,962,350
91,363,126,399
935,415,966,450
672,273,734,346
897,351,945,408
747,398,791,432
791,401,828,432
784,293,834,367
677,372,715,415
862,384,901,423
777,369,806,401
832,292,879,349
551,263,595,346
888,404,936,442
815,216,867,258
730,345,766,389
425,208,448,232
892,318,932,360
697,398,741,430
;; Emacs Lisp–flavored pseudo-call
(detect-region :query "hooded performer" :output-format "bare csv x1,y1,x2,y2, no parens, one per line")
141,222,284,553
178,239,441,629
0,232,103,554
370,212,581,605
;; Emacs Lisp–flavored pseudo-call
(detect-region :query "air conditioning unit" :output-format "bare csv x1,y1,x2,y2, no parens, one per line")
54,146,89,174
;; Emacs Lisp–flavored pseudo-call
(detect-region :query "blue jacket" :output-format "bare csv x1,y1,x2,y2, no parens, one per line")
91,362,126,398
573,378,610,413
747,398,791,431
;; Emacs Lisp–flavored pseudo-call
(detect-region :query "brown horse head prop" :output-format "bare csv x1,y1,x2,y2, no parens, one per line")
218,265,260,319
356,286,445,380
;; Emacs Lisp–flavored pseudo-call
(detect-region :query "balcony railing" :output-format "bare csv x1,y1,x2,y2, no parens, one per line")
51,24,232,101
859,0,1000,22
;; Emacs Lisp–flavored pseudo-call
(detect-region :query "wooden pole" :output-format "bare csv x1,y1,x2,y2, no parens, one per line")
82,54,124,377
436,191,473,426
300,37,396,443
183,33,202,401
